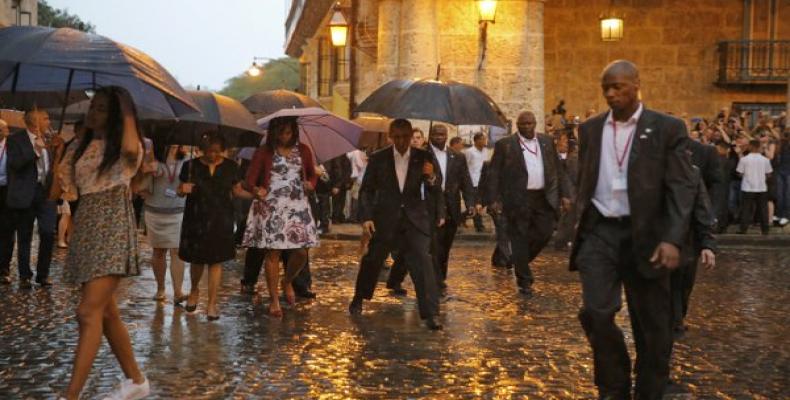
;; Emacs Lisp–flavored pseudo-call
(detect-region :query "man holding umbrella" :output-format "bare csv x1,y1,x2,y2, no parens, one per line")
487,111,572,297
349,119,444,330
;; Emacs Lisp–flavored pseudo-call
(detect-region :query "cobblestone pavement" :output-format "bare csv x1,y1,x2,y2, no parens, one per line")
0,238,787,399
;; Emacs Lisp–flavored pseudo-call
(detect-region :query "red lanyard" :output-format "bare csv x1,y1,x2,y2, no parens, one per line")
612,120,635,172
164,162,178,183
519,137,538,156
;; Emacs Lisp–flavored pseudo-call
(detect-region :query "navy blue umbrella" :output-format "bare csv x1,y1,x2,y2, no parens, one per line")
0,26,199,125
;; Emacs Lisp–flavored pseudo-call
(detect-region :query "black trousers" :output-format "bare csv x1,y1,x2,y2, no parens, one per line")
490,210,512,267
354,211,439,319
234,197,252,245
331,189,347,222
576,214,672,399
506,191,555,289
10,184,56,281
472,186,484,231
739,191,769,233
0,185,15,276
241,248,312,294
433,215,459,289
671,255,698,331
316,193,331,230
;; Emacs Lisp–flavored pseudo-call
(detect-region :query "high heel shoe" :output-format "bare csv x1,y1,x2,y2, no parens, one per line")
174,294,188,305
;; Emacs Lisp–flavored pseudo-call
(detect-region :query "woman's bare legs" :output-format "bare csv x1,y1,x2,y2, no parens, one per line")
264,250,282,317
283,249,307,305
168,248,185,302
187,264,204,311
57,213,71,247
206,264,222,318
151,248,168,300
65,276,130,399
102,296,144,384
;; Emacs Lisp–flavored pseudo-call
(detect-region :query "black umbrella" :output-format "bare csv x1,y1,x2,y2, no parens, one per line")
354,78,507,128
0,26,199,130
143,91,262,148
242,89,322,119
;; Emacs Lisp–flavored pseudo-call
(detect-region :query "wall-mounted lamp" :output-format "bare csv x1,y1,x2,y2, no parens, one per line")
600,16,624,41
329,4,349,47
476,1,498,71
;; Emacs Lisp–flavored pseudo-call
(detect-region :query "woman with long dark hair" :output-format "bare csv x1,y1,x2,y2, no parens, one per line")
243,116,319,318
58,87,149,400
178,131,252,320
143,143,188,303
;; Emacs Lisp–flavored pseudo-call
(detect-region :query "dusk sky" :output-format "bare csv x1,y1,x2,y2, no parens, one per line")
46,0,289,90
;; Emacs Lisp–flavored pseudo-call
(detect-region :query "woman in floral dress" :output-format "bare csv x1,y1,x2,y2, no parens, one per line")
243,116,319,317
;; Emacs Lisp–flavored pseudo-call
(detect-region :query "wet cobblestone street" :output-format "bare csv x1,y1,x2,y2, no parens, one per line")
0,238,788,399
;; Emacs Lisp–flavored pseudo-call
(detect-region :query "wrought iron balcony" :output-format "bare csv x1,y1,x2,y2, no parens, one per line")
717,40,790,85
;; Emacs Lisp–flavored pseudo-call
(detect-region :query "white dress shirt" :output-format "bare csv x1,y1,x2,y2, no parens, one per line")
431,144,448,190
592,103,644,217
736,153,772,192
463,146,490,187
393,146,411,193
27,130,49,183
519,135,545,190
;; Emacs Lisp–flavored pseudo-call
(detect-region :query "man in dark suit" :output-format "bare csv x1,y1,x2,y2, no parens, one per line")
6,109,60,289
688,139,724,218
327,154,353,223
386,124,476,295
570,60,696,399
349,119,444,330
0,118,13,284
487,111,571,296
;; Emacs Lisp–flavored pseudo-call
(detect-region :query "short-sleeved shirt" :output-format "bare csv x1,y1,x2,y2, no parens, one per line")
736,153,772,193
59,139,143,198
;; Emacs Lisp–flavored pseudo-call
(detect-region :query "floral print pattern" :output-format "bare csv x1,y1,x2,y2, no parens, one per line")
242,147,319,249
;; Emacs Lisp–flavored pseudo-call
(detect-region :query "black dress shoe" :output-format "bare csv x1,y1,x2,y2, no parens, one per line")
388,286,407,296
240,283,256,295
424,317,443,330
296,290,317,299
349,298,363,315
19,278,32,289
518,286,534,298
184,303,197,313
207,314,220,321
36,277,53,287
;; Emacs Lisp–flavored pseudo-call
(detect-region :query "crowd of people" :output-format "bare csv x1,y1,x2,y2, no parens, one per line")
0,59,786,399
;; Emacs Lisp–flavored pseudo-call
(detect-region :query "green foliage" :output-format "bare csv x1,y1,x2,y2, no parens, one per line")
220,57,300,101
37,0,96,32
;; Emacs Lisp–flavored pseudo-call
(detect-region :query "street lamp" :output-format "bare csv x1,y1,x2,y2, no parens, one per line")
477,0,497,24
329,4,349,47
600,16,624,41
247,62,262,77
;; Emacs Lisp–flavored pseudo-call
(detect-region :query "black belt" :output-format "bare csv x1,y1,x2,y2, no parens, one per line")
590,206,631,225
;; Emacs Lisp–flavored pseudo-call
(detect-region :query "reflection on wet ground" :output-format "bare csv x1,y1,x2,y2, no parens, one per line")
0,240,787,398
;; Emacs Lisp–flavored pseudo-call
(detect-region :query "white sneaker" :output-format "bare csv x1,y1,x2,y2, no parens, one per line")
779,218,789,226
101,378,150,400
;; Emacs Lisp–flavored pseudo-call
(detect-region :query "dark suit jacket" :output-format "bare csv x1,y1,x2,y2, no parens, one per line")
688,140,723,212
6,130,53,209
359,146,445,237
685,168,717,260
486,133,571,218
428,146,476,221
570,108,696,278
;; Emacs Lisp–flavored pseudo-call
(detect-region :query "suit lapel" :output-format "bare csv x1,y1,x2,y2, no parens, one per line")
538,135,550,176
512,135,529,180
405,150,422,192
629,109,656,171
385,147,400,193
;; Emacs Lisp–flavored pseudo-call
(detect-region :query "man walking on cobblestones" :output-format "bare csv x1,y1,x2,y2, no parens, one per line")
570,60,696,399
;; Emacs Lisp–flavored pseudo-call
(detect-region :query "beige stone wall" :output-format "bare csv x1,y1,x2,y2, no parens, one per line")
544,0,788,119
0,0,37,27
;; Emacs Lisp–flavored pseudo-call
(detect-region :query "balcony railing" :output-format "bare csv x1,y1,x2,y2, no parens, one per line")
717,40,790,85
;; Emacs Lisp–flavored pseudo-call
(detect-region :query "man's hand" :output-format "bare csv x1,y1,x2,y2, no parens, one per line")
331,188,340,195
650,242,680,270
178,182,195,196
437,218,445,228
304,181,314,192
362,220,375,236
700,249,716,270
560,197,572,213
489,201,503,215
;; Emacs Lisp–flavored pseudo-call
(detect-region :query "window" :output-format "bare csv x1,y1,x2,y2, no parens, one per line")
317,37,333,97
334,46,349,83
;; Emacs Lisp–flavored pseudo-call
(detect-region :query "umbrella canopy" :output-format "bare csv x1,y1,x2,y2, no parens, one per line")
0,26,198,118
143,91,262,148
355,78,507,127
257,107,362,164
242,89,323,119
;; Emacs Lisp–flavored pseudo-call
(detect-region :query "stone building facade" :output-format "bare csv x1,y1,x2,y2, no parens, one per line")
0,0,37,28
285,0,787,132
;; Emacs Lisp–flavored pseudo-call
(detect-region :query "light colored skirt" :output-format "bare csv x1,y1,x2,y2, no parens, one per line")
145,210,183,249
64,185,140,284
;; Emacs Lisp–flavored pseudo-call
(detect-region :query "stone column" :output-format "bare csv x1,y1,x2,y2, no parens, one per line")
398,0,439,80
524,0,545,132
376,0,401,84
